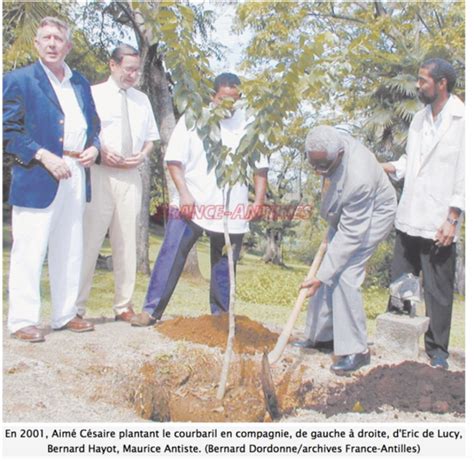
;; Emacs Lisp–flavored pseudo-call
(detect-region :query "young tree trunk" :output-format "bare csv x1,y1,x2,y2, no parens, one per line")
217,189,236,400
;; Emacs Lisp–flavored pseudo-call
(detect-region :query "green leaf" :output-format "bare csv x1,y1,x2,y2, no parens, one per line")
175,92,188,114
185,109,197,131
209,123,221,143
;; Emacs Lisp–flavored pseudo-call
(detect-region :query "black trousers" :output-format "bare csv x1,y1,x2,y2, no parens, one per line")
390,230,456,359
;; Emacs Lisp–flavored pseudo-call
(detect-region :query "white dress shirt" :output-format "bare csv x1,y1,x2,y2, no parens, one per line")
390,95,465,240
165,108,269,234
91,77,159,155
39,60,87,152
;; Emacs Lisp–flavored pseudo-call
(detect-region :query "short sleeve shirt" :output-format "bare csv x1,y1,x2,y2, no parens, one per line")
165,108,269,234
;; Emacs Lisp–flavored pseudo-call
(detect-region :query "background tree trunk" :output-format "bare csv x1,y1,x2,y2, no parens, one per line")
182,244,203,280
137,158,152,274
138,43,202,278
455,234,465,296
262,228,284,266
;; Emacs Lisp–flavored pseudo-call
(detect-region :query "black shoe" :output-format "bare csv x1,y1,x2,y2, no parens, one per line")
430,356,449,370
292,339,334,353
330,351,370,375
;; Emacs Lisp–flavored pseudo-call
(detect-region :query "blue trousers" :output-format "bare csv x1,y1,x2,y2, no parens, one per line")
143,216,243,319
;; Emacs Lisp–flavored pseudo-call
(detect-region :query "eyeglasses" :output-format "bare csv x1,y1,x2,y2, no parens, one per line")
121,66,141,76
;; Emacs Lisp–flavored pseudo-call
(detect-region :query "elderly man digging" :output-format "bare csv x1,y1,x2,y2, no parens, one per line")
293,125,397,375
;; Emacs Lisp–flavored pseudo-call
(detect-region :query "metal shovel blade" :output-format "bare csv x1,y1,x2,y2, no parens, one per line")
261,351,280,420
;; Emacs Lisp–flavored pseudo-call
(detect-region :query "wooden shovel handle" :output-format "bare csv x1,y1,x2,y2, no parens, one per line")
267,232,328,364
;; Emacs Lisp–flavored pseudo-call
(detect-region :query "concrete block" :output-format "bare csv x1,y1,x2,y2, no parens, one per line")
375,312,430,359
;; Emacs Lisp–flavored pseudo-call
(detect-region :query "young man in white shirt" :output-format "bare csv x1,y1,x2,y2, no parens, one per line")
75,44,159,322
131,73,268,326
382,58,464,370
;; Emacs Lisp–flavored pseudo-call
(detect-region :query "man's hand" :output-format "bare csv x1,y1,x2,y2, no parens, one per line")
78,146,99,167
435,221,457,247
247,201,265,221
179,191,196,220
121,152,146,169
39,150,72,180
100,146,125,167
381,162,396,175
300,277,322,298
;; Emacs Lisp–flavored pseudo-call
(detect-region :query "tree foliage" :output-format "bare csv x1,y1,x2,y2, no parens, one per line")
2,1,111,80
228,1,464,268
235,1,465,159
2,1,465,273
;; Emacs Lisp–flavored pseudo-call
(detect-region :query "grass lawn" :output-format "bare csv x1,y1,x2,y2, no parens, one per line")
2,218,465,350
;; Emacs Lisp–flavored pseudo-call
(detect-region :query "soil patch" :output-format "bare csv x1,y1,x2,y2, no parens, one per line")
130,349,268,422
156,314,278,354
307,361,465,417
3,319,465,423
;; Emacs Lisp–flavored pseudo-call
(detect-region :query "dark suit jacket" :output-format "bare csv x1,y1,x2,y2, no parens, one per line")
3,60,100,208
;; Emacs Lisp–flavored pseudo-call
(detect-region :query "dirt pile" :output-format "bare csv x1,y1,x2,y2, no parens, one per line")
130,315,312,422
130,320,465,422
307,361,465,417
156,314,278,354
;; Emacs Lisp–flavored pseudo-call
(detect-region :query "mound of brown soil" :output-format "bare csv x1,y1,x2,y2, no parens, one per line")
309,361,465,416
156,314,278,354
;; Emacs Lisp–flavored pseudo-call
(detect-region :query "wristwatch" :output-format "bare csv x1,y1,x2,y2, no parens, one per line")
447,217,459,226
34,150,43,162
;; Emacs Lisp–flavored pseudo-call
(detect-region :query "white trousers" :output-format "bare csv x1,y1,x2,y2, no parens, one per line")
76,164,142,316
8,158,85,333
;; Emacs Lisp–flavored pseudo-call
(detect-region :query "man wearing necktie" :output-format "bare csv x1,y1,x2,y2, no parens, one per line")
3,17,100,342
293,126,396,375
382,58,464,370
75,44,159,322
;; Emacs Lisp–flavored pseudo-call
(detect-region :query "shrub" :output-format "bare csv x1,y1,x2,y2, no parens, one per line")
364,234,395,289
237,262,307,306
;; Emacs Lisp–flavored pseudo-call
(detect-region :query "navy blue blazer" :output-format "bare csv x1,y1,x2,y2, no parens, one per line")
3,60,101,208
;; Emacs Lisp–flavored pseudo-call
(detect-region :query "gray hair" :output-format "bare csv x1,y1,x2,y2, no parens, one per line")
305,125,344,161
36,17,72,42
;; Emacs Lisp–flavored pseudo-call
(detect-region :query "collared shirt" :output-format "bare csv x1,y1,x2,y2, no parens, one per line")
91,77,159,155
164,108,269,234
389,95,465,240
39,60,87,152
418,99,447,170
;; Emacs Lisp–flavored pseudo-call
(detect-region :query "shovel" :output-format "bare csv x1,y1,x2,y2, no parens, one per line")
260,234,328,418
268,233,328,364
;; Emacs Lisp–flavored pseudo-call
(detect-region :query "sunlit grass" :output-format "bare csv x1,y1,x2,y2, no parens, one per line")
2,219,464,349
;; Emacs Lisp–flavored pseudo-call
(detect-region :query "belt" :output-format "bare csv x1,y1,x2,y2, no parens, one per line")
63,150,82,158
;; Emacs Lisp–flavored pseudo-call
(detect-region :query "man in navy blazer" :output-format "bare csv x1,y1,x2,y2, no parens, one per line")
3,17,100,342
